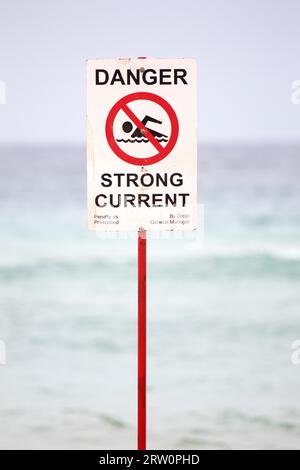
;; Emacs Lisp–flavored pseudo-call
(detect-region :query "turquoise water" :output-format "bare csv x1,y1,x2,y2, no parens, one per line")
0,145,300,449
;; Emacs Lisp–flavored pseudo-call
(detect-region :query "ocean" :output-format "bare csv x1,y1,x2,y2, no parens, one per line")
0,144,300,449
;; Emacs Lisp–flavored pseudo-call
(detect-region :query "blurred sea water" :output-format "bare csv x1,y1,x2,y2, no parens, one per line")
0,144,300,449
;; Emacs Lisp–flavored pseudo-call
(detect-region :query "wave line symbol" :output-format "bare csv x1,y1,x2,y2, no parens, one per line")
116,137,169,143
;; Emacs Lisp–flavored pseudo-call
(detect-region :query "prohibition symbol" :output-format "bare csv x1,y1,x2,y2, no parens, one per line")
105,92,179,166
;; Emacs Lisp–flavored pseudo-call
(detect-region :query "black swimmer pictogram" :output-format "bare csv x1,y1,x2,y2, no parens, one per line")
117,115,168,143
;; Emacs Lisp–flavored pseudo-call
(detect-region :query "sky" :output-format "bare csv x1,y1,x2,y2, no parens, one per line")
0,0,299,144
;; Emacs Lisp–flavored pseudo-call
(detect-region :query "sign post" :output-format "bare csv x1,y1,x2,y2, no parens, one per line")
138,228,147,450
87,58,197,449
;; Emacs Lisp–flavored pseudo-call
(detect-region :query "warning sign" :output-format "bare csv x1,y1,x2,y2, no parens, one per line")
87,58,197,231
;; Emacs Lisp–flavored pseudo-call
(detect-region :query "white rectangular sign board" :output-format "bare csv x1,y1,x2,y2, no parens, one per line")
87,58,197,231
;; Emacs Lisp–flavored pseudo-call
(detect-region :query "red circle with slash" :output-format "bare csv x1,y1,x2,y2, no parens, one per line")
105,92,179,166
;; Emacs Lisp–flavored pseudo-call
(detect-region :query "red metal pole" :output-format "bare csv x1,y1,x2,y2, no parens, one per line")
138,228,147,450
